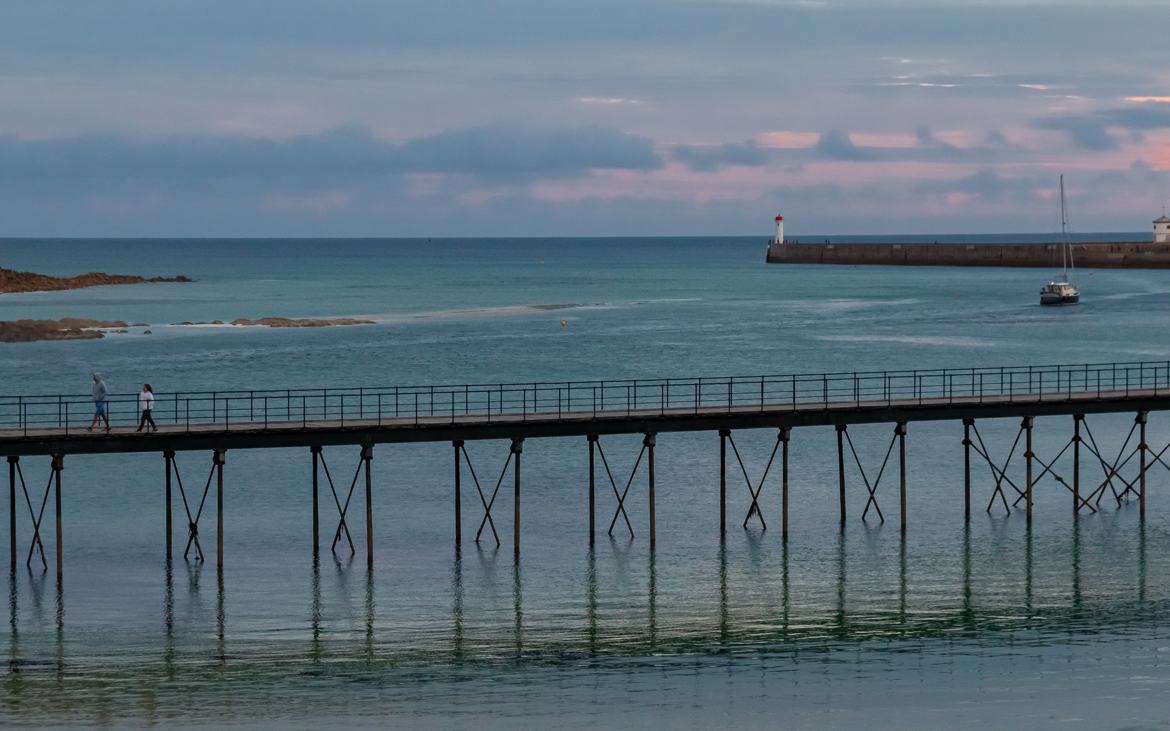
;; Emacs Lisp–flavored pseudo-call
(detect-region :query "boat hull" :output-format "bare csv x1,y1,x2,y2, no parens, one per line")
1040,293,1079,305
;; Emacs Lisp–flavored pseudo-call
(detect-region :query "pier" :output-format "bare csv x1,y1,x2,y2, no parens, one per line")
4,360,1170,576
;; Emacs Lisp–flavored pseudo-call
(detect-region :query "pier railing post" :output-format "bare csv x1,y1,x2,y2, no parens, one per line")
780,427,790,543
962,419,972,522
362,443,374,570
311,446,321,557
214,450,225,571
52,454,63,580
897,422,907,534
165,450,174,561
1138,411,1148,519
1023,417,1033,525
511,438,523,562
645,432,656,550
836,425,847,530
1073,415,1082,515
719,429,729,539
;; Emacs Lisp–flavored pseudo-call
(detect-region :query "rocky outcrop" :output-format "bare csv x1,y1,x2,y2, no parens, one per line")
0,268,191,294
172,317,375,328
0,319,130,343
230,317,375,328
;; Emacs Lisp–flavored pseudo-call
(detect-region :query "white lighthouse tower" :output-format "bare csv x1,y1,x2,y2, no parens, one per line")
1155,212,1170,244
774,213,785,244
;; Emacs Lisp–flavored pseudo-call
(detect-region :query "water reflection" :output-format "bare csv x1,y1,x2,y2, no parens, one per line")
5,517,1170,724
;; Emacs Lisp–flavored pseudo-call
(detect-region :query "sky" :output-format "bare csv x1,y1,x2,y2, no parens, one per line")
1,0,1169,237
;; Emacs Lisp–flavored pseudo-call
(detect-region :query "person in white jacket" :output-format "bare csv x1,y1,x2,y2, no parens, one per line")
137,383,158,433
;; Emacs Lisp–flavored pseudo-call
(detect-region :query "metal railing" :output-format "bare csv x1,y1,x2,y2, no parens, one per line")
2,360,1169,437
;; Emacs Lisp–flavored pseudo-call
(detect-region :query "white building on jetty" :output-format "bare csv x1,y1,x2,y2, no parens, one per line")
1156,214,1170,244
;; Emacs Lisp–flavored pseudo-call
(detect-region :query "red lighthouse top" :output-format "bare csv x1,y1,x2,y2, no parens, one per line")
774,214,784,221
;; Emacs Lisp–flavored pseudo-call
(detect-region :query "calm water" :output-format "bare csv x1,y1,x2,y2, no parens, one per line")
3,235,1170,729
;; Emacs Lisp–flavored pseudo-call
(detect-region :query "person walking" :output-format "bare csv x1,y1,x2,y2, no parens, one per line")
88,373,109,433
137,383,158,432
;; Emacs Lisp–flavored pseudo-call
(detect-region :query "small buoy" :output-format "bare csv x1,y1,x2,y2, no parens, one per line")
560,319,568,327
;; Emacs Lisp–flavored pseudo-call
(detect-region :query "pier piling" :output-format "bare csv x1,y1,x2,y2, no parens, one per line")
836,425,847,530
52,454,62,580
214,450,225,570
453,441,462,552
362,443,373,570
962,419,972,521
719,430,728,539
645,433,656,550
897,422,907,534
780,428,790,542
587,435,597,545
164,450,174,560
1073,416,1082,514
8,456,15,571
511,438,523,562
1024,417,1033,524
311,446,320,556
1138,411,1148,518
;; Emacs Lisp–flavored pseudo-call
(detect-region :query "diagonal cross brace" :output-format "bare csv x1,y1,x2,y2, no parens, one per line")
726,431,782,530
316,449,360,555
843,427,899,524
597,438,644,538
17,459,51,571
1011,436,1076,508
969,422,1026,514
458,439,510,547
1081,420,1140,507
174,454,218,562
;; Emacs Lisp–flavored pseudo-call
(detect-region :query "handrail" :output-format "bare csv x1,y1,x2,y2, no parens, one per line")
2,359,1169,435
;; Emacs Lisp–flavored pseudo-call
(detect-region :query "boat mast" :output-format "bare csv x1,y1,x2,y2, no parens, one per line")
1059,174,1069,280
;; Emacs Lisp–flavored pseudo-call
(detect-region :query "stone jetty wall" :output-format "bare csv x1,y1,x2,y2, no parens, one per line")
765,241,1170,268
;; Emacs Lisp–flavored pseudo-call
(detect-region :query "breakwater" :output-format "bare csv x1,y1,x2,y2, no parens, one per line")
766,240,1170,268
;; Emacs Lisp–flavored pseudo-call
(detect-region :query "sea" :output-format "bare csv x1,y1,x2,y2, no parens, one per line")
3,234,1170,729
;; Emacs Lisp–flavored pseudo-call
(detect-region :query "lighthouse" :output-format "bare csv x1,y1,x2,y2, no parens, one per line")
774,214,785,244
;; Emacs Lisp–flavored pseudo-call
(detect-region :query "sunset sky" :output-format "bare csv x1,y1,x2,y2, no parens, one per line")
2,0,1169,237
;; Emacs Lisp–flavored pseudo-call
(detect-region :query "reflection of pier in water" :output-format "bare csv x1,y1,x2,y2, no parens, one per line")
2,513,1164,723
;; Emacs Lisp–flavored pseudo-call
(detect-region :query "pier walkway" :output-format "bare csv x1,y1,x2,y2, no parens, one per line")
5,361,1170,575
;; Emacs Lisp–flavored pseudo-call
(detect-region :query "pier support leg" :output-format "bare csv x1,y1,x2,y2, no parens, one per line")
1138,412,1148,519
1073,416,1082,515
311,446,320,557
453,441,462,552
362,443,373,570
781,428,790,543
897,422,907,534
587,435,597,545
165,451,174,561
52,454,63,580
719,430,728,540
8,456,16,572
214,450,225,571
645,433,656,551
512,438,523,563
1023,417,1033,525
963,419,972,522
836,425,847,530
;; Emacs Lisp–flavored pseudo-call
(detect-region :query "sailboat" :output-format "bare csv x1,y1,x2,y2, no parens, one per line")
1040,175,1080,306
